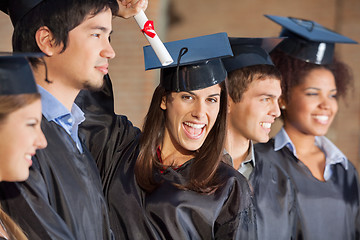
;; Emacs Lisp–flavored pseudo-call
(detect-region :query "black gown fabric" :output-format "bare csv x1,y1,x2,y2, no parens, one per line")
75,75,141,183
250,141,301,240
77,76,151,239
254,140,360,240
145,160,257,240
0,116,112,239
77,75,257,239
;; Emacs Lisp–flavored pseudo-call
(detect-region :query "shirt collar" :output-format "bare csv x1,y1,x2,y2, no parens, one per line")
223,140,256,168
37,85,85,124
274,127,297,156
314,135,348,178
244,141,256,167
70,103,85,126
38,85,69,121
274,127,348,180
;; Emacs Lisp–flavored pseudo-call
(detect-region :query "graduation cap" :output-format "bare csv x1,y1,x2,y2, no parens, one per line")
265,14,358,65
222,37,284,73
0,53,41,95
0,0,43,26
143,32,233,92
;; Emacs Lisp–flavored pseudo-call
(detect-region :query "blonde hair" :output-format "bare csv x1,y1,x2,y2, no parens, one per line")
0,208,28,240
0,93,40,240
0,93,41,124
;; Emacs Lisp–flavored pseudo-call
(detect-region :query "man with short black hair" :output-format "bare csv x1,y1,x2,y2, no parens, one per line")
0,0,146,239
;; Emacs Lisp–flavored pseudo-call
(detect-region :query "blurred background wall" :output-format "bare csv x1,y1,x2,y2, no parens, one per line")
1,0,359,170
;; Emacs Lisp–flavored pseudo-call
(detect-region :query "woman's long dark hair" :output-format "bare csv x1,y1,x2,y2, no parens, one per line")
135,81,228,194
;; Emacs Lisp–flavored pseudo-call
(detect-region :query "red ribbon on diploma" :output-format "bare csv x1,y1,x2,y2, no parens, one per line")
141,20,156,38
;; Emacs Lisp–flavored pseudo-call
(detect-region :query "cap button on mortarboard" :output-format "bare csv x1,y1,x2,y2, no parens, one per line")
265,14,358,65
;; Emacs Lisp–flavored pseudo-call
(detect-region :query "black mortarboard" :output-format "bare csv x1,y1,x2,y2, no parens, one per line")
0,0,43,26
222,37,284,73
0,53,40,95
143,32,233,92
265,14,358,65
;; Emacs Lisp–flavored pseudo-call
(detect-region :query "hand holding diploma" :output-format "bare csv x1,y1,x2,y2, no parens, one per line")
134,10,174,66
116,0,148,19
116,0,173,66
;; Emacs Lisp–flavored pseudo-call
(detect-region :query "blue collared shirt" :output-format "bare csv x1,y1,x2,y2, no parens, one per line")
274,128,348,181
38,85,85,153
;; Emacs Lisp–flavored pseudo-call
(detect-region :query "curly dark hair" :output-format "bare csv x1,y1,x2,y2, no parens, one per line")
270,49,353,104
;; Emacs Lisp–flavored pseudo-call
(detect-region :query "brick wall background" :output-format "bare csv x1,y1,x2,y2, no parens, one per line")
1,0,359,170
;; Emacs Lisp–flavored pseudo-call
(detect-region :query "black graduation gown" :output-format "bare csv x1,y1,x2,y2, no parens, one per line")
254,140,360,240
251,141,301,240
0,117,112,240
145,160,257,240
76,76,150,239
77,75,257,239
75,75,141,184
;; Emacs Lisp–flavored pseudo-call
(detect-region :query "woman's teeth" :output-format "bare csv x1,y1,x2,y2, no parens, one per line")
184,122,205,129
260,122,271,129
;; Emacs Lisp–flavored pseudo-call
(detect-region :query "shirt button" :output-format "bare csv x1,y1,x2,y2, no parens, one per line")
68,118,73,123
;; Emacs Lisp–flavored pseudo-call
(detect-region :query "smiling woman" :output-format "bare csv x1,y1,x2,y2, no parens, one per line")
95,33,256,239
0,55,47,240
253,15,360,239
160,84,221,163
138,73,226,194
133,33,256,239
0,94,46,182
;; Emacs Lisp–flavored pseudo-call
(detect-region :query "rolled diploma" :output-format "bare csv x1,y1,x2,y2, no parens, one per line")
134,10,173,66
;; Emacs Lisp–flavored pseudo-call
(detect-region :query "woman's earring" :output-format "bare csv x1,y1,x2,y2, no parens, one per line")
280,105,286,110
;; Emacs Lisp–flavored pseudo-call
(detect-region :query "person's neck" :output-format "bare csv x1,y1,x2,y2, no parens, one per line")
34,65,79,111
160,149,193,167
225,128,250,169
283,125,317,156
160,131,194,167
283,124,326,181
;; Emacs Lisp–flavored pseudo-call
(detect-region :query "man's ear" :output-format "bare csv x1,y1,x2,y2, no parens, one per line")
35,26,56,56
227,95,234,114
160,96,167,110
